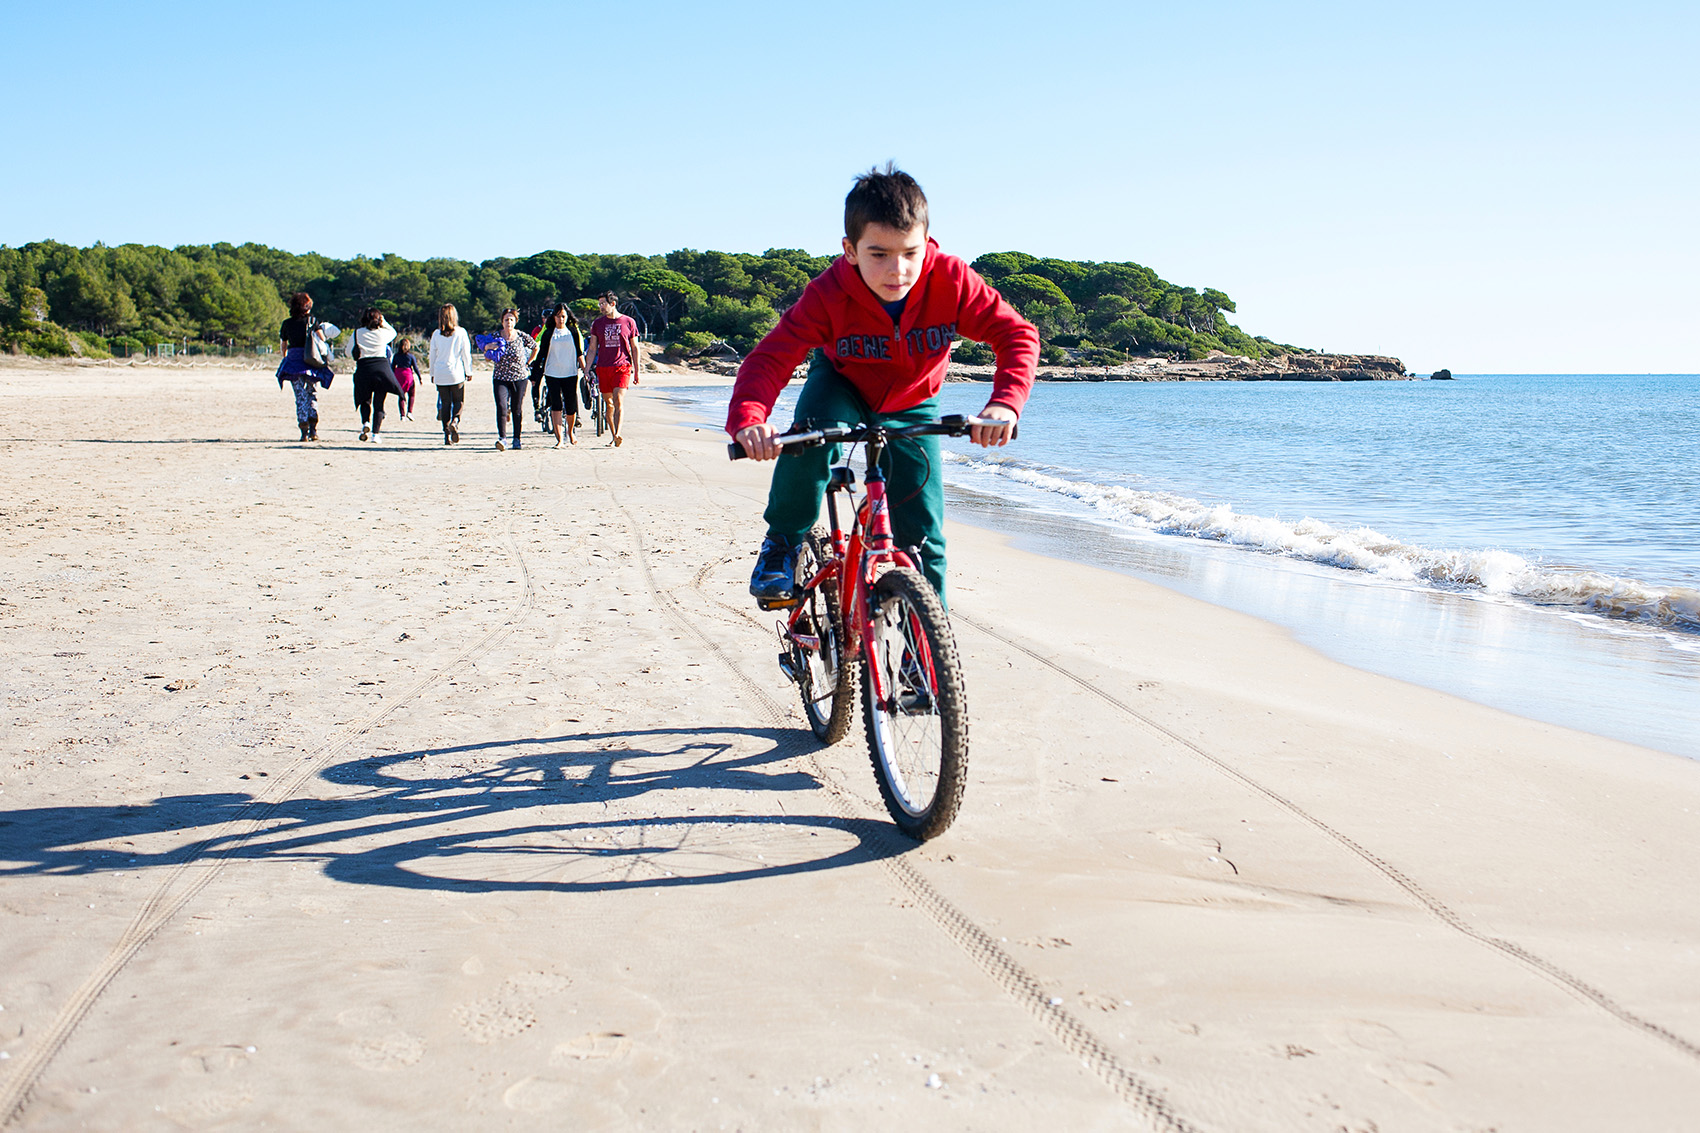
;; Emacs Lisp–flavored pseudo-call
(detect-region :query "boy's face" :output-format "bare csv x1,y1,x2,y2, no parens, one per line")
842,222,928,304
599,298,618,318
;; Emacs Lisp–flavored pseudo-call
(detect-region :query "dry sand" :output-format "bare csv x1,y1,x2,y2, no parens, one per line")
2,361,1698,1131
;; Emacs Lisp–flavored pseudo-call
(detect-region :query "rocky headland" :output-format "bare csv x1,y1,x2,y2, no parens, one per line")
679,351,1417,384
947,351,1413,383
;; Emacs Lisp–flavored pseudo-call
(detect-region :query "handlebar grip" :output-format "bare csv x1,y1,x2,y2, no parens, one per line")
967,417,1018,440
727,441,748,461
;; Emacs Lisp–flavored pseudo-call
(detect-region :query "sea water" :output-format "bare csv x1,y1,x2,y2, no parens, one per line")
671,374,1700,759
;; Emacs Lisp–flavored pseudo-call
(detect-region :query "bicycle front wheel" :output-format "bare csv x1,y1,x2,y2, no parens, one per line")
793,532,856,743
862,567,968,840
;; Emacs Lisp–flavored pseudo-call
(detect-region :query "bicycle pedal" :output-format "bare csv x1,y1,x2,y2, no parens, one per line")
756,595,801,611
776,652,798,682
895,687,935,715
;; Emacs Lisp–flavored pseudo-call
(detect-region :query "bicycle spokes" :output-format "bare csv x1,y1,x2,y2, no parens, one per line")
862,568,966,839
787,531,857,744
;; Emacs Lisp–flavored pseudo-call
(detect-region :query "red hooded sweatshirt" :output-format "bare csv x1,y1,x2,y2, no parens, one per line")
726,239,1039,435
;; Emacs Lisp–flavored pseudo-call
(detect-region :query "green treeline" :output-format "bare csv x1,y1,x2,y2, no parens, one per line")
964,251,1303,364
0,240,1305,363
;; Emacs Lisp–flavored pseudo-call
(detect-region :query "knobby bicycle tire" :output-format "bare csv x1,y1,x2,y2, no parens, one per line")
793,531,856,744
861,567,968,840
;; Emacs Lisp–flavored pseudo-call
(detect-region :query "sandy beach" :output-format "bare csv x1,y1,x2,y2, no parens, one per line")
3,361,1698,1131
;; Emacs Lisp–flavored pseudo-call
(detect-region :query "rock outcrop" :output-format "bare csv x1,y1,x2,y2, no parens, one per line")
693,351,1419,384
945,353,1413,383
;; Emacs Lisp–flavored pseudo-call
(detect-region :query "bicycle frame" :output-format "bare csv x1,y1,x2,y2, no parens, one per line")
738,412,1012,837
782,431,934,711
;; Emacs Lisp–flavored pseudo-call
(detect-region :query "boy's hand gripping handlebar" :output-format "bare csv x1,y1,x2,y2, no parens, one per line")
727,414,1017,460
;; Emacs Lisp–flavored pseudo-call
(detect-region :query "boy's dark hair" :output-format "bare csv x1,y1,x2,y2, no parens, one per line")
844,162,928,245
599,290,620,304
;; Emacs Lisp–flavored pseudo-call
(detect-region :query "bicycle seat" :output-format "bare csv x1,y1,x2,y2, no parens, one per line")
829,466,857,489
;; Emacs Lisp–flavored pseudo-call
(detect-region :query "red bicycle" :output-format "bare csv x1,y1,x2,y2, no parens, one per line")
731,415,1011,840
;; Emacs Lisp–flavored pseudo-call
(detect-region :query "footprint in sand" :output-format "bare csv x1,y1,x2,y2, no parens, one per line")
162,1091,253,1126
550,1031,632,1063
453,997,539,1043
176,1045,256,1075
1336,1018,1451,1097
502,1076,626,1119
452,970,572,1043
336,1005,397,1029
1150,827,1214,846
348,1032,426,1071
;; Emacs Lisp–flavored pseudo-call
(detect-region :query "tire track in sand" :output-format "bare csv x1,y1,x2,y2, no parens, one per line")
595,467,1204,1133
952,612,1700,1068
0,519,546,1127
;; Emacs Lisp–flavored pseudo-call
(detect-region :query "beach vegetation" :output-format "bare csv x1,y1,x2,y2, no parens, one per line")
73,330,112,358
626,268,707,336
969,251,1309,362
671,295,780,354
0,239,1309,363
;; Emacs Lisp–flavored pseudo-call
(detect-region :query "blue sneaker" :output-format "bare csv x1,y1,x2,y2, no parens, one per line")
749,533,801,602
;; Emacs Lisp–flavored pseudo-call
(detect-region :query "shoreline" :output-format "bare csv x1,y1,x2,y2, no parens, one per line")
3,365,1698,1128
654,379,1700,762
943,493,1700,761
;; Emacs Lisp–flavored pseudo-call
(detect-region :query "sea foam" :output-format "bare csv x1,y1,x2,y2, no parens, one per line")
944,453,1700,634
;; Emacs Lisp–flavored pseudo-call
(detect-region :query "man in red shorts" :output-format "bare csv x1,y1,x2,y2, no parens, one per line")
586,291,640,446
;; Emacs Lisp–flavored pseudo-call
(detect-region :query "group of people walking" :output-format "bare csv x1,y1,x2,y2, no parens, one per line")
275,292,641,448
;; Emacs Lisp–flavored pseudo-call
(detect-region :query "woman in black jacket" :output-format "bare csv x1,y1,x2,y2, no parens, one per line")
275,292,333,441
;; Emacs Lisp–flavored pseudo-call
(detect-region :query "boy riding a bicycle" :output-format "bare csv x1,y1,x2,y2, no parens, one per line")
728,164,1039,604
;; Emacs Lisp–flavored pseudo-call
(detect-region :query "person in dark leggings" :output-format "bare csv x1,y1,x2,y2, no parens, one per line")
351,307,401,443
536,302,586,446
489,307,536,451
275,292,332,441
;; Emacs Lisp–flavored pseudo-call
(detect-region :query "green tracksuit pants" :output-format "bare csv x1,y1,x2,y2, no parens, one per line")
763,353,948,601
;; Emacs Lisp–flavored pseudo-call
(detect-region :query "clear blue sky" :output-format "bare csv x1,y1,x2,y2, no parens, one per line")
5,0,1694,372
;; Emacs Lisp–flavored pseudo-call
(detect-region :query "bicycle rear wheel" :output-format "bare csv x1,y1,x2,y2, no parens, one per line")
792,532,856,743
861,567,968,840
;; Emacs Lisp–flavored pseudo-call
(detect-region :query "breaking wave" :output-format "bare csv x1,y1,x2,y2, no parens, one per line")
944,453,1700,635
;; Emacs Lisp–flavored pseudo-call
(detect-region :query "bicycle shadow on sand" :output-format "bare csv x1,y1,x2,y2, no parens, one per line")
0,726,908,897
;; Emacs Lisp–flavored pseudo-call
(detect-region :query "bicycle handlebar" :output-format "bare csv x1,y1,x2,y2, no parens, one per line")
727,414,1018,461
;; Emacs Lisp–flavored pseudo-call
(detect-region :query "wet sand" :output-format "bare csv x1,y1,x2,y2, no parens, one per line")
2,361,1698,1130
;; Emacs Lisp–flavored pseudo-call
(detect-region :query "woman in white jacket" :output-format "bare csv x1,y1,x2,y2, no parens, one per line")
429,303,474,445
